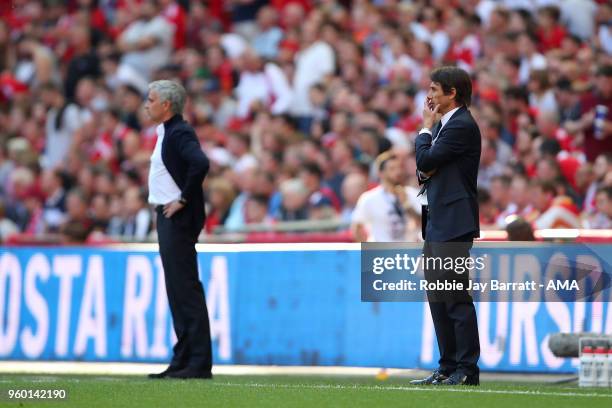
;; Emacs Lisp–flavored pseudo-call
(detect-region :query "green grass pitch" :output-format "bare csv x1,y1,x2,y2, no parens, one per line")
1,374,612,408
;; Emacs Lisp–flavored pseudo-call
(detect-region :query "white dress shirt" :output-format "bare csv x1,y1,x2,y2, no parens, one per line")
148,124,182,205
418,106,461,205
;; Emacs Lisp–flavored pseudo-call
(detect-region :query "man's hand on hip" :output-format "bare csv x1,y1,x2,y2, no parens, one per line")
163,200,185,218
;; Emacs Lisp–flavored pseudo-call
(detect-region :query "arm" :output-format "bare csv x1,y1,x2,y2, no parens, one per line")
163,129,209,218
415,125,468,173
178,128,210,203
351,222,368,242
265,63,293,114
350,193,369,242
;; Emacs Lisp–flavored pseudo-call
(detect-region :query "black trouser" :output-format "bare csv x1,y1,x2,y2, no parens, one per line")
156,207,212,371
423,232,480,377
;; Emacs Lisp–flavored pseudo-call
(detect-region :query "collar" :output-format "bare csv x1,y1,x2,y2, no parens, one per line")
440,106,461,128
163,114,183,127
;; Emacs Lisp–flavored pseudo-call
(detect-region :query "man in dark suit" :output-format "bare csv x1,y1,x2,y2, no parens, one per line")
145,80,213,379
410,67,481,386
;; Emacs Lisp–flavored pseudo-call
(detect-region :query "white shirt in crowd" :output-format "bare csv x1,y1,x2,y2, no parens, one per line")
235,63,293,118
291,41,335,116
418,106,461,206
410,24,450,60
148,124,182,205
42,104,90,169
120,16,174,81
519,53,547,85
352,185,421,242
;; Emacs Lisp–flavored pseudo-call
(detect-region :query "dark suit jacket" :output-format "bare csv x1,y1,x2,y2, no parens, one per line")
161,114,210,235
415,106,481,242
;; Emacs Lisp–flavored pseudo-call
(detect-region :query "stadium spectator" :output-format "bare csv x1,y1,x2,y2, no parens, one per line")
252,6,283,59
477,187,497,230
339,172,368,224
40,82,90,169
531,180,581,229
299,162,340,213
583,186,612,229
64,25,101,101
59,188,93,243
505,216,535,241
0,0,610,245
351,152,420,242
118,0,173,82
40,168,67,233
0,199,19,242
245,193,271,224
204,178,236,234
120,186,152,241
278,178,309,222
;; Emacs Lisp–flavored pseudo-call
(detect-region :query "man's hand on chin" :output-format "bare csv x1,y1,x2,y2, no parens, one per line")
422,98,441,129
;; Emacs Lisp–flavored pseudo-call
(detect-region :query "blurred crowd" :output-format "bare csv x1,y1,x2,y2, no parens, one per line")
0,0,611,243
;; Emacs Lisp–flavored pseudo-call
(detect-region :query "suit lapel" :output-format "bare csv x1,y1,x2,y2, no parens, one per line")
433,106,466,143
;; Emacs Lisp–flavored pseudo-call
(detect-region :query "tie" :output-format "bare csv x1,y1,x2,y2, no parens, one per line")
431,121,441,143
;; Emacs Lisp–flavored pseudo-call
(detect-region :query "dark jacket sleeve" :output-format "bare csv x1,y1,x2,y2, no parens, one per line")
177,128,209,203
415,124,468,173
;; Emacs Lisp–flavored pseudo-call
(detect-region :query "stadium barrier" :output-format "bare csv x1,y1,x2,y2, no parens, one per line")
1,241,611,373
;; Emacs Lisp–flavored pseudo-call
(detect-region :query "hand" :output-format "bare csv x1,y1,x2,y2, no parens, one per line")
424,168,436,177
422,97,441,129
163,200,185,218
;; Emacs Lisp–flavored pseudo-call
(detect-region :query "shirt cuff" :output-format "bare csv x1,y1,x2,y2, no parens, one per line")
419,127,432,136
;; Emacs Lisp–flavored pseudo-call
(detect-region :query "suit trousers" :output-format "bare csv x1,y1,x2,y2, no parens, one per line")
156,207,213,371
423,232,480,377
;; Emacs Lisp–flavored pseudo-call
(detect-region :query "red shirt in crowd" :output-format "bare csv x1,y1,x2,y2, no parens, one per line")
537,25,566,53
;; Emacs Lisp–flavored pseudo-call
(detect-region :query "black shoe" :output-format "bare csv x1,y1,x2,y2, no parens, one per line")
409,370,449,385
434,371,479,386
166,367,213,380
148,365,184,379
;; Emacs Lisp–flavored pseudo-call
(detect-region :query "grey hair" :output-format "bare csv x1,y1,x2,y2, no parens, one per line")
148,80,187,115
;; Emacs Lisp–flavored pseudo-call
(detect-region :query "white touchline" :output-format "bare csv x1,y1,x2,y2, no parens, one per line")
214,382,612,398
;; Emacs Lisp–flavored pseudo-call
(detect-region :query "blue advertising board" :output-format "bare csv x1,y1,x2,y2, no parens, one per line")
1,243,611,373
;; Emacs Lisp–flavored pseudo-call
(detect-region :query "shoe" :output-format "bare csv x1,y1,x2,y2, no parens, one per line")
166,367,213,380
409,370,449,385
148,365,184,379
433,371,479,386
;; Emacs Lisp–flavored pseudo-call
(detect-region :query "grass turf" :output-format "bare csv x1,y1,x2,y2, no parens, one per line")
1,374,612,408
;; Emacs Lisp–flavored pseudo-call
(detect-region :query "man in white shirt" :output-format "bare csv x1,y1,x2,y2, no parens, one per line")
351,151,421,242
145,80,212,380
118,0,174,81
291,21,335,121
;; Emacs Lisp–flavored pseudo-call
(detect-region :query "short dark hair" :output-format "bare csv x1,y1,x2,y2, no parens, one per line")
539,138,561,157
596,65,612,78
302,162,323,180
430,66,472,106
597,186,612,200
555,77,573,91
506,217,535,241
491,174,512,187
477,187,491,204
505,86,529,104
534,180,557,196
539,6,561,22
